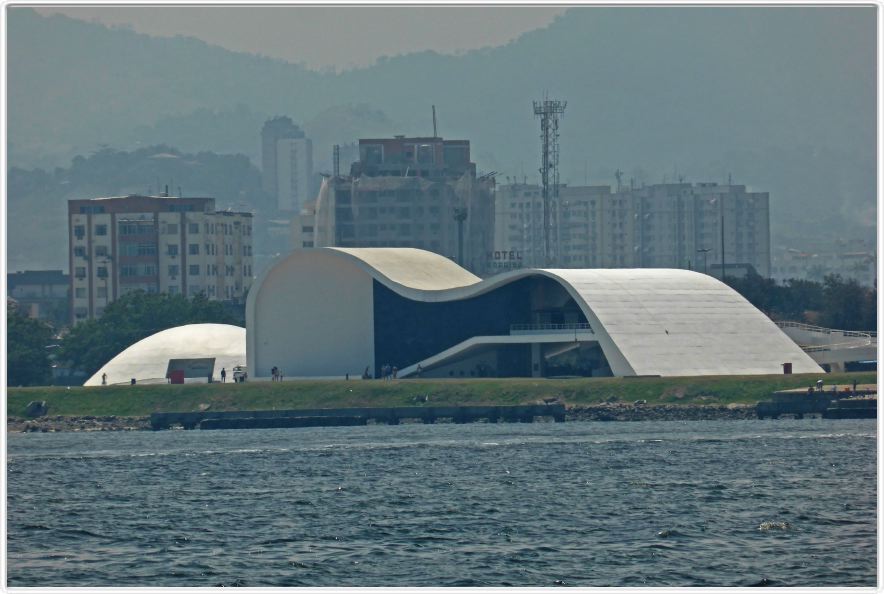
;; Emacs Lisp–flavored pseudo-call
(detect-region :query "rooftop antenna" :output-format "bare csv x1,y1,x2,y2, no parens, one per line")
432,105,438,138
614,168,623,192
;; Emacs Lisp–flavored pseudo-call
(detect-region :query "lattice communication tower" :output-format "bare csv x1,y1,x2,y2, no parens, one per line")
533,97,566,266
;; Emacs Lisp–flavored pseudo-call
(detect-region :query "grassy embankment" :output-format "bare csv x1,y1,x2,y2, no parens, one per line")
6,372,876,418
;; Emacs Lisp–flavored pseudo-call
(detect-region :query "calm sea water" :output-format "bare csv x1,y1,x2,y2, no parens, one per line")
6,419,877,587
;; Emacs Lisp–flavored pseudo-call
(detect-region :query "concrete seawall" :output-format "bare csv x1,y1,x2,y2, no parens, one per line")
150,404,567,430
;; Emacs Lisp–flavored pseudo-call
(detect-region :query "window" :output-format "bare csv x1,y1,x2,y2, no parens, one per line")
74,246,86,258
302,226,314,233
189,264,200,276
189,244,199,255
120,265,137,277
167,244,179,257
97,287,107,298
75,266,86,279
119,222,155,235
138,243,157,256
168,265,179,277
168,285,179,295
74,225,85,240
188,223,199,234
95,245,108,257
97,267,108,279
75,287,86,298
95,224,107,236
165,223,179,235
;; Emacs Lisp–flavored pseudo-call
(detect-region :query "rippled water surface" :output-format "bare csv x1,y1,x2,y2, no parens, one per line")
7,419,877,587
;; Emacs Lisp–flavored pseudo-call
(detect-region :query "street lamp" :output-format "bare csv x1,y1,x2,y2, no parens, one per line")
697,248,711,275
453,207,467,267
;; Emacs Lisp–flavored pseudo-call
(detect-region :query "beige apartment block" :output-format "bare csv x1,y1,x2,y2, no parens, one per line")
68,195,253,323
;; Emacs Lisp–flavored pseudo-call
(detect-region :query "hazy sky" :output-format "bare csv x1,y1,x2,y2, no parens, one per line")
34,6,567,70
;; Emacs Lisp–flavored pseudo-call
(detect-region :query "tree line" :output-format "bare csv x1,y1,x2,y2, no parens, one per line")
723,272,876,332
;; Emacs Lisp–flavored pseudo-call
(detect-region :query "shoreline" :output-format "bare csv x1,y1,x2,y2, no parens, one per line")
8,403,761,433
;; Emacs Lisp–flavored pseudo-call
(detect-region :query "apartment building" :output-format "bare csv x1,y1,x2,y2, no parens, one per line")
261,116,313,212
493,181,770,276
68,195,253,323
7,270,70,326
294,135,495,275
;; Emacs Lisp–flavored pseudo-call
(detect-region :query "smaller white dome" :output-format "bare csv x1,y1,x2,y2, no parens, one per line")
84,323,245,386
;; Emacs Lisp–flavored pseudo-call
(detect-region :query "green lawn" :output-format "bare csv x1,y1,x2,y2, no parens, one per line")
7,372,876,418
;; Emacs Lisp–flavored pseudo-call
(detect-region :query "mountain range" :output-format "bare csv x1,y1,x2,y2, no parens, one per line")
7,6,877,270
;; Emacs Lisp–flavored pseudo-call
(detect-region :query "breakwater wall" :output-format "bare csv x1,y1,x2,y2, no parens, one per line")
150,404,567,430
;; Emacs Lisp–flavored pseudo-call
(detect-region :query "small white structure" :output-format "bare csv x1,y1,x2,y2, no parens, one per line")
84,323,246,386
246,248,822,379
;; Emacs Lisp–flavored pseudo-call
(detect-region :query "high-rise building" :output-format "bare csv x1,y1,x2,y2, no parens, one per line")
261,116,312,212
68,195,254,323
275,136,313,212
294,135,495,275
493,181,770,277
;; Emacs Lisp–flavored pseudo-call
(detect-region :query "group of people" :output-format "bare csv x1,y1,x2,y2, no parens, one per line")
379,364,398,381
271,366,284,382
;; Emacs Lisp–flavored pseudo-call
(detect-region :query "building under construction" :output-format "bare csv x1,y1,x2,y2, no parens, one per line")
294,135,495,275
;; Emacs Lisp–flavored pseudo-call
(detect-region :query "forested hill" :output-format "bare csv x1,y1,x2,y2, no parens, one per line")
6,147,268,271
7,7,877,257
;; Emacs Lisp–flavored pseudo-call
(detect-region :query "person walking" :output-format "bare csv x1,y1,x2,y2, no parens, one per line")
101,372,107,386
220,368,227,383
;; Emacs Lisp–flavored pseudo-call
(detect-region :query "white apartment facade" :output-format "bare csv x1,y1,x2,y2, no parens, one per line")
493,182,771,277
68,195,253,323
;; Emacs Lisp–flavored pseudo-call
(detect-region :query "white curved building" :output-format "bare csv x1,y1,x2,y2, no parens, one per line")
246,248,821,379
84,323,246,386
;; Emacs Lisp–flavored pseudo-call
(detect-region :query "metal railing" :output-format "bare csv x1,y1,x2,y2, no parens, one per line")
776,321,876,339
510,323,594,333
777,321,876,354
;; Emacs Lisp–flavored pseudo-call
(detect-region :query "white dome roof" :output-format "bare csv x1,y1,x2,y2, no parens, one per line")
84,323,245,386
